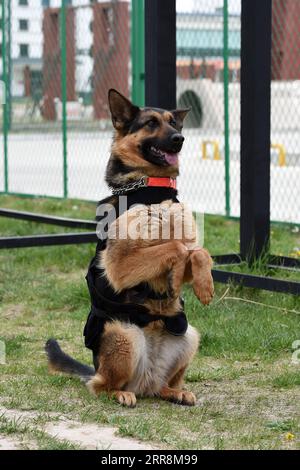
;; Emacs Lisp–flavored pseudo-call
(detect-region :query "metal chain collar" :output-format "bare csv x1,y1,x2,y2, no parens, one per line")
111,177,148,196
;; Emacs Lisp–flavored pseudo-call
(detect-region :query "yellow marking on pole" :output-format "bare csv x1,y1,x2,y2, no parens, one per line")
202,141,221,161
271,143,286,167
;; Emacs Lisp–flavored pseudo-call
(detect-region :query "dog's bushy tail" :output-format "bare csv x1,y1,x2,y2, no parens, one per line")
45,339,95,383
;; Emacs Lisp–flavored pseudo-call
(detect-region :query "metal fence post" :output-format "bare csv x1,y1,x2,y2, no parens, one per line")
240,0,272,263
223,0,231,217
1,0,8,193
7,0,11,130
60,0,68,199
145,0,177,109
131,0,145,107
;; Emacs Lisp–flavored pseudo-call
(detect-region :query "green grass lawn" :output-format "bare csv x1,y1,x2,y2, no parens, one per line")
0,195,299,450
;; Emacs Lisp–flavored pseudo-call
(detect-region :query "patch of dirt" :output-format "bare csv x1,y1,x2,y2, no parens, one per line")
196,380,299,418
45,421,158,450
0,435,22,450
0,407,58,422
0,407,159,451
1,304,26,319
193,376,300,449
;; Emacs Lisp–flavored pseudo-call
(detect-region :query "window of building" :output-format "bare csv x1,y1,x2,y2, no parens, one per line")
19,19,29,31
19,0,29,6
19,44,29,57
42,0,72,5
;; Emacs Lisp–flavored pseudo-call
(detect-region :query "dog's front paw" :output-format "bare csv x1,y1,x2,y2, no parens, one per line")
193,273,214,305
190,249,214,305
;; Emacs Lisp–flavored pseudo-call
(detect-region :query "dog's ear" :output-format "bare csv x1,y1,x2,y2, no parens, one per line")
171,108,191,129
108,89,140,131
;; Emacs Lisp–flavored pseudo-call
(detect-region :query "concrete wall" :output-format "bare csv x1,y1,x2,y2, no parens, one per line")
177,78,300,132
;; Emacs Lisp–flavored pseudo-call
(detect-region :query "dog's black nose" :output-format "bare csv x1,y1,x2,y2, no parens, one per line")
171,134,185,145
170,133,184,152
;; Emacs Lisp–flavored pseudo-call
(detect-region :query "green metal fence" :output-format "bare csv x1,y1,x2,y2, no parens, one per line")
175,0,241,222
0,0,299,231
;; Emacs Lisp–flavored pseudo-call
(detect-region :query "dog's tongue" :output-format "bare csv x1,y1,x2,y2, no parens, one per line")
164,153,179,165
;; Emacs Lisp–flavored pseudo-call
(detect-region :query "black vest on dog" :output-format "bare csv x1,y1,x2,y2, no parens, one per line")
83,187,188,359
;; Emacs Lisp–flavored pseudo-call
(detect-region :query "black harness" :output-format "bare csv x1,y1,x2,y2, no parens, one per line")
83,186,188,357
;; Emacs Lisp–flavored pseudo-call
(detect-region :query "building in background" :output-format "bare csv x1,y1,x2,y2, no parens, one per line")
41,0,129,120
0,0,99,97
177,10,241,83
272,0,300,80
1,1,241,101
1,0,300,125
2,0,44,96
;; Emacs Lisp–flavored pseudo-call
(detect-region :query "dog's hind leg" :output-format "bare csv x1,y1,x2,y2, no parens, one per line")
87,376,137,408
110,391,137,408
168,365,187,389
158,366,196,407
158,325,200,407
87,322,143,407
159,385,196,406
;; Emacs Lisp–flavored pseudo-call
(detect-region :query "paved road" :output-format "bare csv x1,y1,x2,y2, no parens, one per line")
0,130,299,224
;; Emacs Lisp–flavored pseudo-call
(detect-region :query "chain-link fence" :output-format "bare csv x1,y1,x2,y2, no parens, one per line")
0,0,132,200
271,0,300,259
176,0,241,221
0,0,299,229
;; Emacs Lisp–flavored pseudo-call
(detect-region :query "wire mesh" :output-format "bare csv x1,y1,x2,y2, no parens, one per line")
6,0,64,197
0,0,131,200
176,0,241,221
269,0,300,258
271,0,300,232
67,0,130,201
0,0,299,238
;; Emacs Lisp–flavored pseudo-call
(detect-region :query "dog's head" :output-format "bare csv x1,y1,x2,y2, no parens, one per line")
106,89,190,186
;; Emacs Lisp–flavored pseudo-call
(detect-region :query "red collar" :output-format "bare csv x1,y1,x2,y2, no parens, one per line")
146,177,177,190
111,176,177,195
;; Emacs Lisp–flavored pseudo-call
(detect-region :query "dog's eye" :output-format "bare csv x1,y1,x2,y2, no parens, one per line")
146,118,158,129
169,118,177,127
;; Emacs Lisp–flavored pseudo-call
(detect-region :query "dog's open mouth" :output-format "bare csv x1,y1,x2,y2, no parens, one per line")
149,145,179,166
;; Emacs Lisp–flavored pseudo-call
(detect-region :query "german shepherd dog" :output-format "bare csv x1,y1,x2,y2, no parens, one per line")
46,90,214,408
